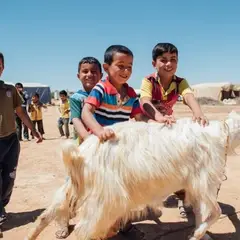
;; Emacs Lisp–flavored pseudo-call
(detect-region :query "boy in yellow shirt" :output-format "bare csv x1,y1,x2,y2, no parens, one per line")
140,42,208,219
140,42,208,126
28,92,47,139
58,90,70,139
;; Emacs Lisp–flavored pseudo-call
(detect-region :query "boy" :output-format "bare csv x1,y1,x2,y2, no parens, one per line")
58,90,70,139
15,82,30,141
69,57,103,144
140,43,208,218
28,92,47,139
82,45,148,142
140,42,208,126
54,57,102,239
0,52,41,231
82,45,150,237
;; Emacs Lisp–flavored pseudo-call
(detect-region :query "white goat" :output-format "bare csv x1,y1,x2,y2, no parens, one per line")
25,111,240,240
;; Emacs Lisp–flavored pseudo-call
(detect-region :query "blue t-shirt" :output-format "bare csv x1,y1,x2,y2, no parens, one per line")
69,89,89,122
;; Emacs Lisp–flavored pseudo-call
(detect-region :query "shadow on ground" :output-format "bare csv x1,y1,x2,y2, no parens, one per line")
2,208,45,232
1,200,240,240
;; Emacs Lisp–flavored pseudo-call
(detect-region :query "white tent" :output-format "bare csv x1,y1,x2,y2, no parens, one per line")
5,82,51,104
191,82,232,101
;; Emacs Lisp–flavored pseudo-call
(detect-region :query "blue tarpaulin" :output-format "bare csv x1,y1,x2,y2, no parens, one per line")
5,82,51,104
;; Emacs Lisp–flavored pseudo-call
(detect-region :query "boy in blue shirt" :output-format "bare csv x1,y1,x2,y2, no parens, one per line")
70,57,102,144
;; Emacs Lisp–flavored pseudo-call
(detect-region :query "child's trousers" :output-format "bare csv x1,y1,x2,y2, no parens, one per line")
58,117,70,138
0,133,20,215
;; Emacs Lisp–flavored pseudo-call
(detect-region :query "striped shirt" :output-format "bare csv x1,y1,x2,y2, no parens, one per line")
85,78,142,126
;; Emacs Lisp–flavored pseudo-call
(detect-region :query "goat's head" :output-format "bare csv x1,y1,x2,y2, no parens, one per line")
225,111,240,154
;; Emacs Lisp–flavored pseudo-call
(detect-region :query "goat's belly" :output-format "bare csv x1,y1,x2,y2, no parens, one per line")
128,178,184,206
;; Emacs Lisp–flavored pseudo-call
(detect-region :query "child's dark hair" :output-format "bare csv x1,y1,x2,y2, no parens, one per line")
78,57,102,73
0,52,4,67
32,92,39,98
104,45,133,65
152,43,178,61
59,90,68,96
15,82,23,88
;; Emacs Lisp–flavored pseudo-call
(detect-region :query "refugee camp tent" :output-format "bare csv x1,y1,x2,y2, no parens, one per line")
5,82,51,104
233,84,240,98
191,82,232,101
221,83,234,100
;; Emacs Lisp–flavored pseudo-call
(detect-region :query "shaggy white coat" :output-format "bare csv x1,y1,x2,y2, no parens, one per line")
25,111,240,240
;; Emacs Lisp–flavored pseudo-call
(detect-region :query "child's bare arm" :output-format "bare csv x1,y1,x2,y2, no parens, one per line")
28,104,33,112
140,97,163,120
183,93,208,126
134,113,151,122
82,103,115,142
72,118,90,141
140,97,175,125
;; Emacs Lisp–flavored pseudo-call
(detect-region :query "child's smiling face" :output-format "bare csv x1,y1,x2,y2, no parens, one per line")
103,52,133,88
153,52,178,79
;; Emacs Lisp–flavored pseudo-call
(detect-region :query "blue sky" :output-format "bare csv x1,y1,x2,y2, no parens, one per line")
1,0,240,91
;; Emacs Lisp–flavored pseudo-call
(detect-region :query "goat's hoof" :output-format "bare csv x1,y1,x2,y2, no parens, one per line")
55,227,69,239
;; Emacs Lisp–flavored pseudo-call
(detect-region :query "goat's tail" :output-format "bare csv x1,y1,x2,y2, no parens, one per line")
61,140,84,192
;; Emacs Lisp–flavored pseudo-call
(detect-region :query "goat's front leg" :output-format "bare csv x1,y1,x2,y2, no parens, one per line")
189,201,221,240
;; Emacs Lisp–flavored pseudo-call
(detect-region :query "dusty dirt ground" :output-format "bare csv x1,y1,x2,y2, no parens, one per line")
2,103,240,240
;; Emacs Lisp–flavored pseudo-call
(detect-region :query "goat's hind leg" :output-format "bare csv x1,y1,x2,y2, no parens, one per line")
25,184,70,240
24,204,58,240
54,203,70,239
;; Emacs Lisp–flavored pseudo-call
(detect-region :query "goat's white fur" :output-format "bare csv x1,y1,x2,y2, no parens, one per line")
25,111,240,240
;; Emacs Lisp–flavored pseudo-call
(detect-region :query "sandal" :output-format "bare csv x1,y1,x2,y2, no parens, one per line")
178,205,187,218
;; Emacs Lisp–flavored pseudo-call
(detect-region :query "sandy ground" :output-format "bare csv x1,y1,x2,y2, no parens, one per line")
2,103,240,240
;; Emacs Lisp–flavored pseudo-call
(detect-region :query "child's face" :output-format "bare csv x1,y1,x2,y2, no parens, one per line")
0,59,4,77
103,53,133,87
32,96,39,103
60,94,67,101
77,63,102,92
16,86,23,93
153,52,178,79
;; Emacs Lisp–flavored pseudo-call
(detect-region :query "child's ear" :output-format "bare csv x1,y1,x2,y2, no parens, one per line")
77,73,80,79
103,63,109,73
100,72,103,79
152,60,156,68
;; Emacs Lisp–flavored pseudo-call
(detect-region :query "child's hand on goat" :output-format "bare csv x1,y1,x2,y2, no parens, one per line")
96,128,115,143
192,114,209,127
155,113,176,127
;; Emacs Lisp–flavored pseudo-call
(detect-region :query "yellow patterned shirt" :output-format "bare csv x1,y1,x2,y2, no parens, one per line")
59,100,70,118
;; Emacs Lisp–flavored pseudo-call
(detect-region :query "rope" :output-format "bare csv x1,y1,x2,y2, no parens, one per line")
216,120,230,196
221,120,230,182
